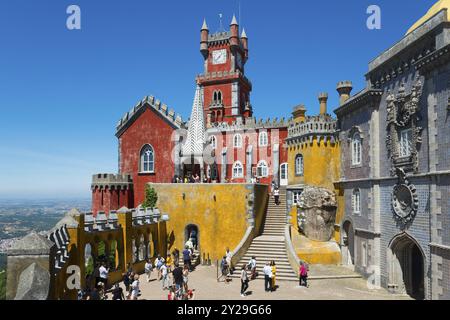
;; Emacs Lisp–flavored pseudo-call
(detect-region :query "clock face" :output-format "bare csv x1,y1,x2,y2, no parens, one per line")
212,49,227,65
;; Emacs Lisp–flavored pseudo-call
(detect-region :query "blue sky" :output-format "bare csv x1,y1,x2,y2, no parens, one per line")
0,0,438,198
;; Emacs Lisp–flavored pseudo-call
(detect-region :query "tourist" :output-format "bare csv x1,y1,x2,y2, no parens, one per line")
263,262,273,292
172,247,180,264
300,262,308,287
122,272,130,292
168,286,176,300
273,187,280,205
182,264,189,292
190,229,198,250
271,260,277,291
111,283,125,300
144,258,153,282
194,173,200,183
183,246,192,270
271,181,276,195
161,261,170,290
240,264,249,297
126,262,133,274
166,251,174,272
89,287,100,300
155,254,163,280
247,256,257,280
98,263,109,289
172,262,184,292
130,274,140,300
220,256,229,281
225,247,233,273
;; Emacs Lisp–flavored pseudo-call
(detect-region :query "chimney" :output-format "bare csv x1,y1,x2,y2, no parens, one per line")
200,19,209,59
318,92,328,115
336,81,353,105
292,104,306,123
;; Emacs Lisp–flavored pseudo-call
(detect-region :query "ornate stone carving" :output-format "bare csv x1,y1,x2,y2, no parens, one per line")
391,168,418,225
385,76,423,175
297,186,337,242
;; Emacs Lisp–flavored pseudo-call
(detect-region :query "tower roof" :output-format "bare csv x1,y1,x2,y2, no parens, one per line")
182,85,206,157
201,18,208,31
230,14,238,26
241,28,247,38
406,0,450,35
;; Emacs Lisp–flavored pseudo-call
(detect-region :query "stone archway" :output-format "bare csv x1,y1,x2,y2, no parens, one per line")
388,233,425,300
341,220,355,266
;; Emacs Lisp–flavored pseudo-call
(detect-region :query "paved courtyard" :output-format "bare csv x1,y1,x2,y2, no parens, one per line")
114,265,412,300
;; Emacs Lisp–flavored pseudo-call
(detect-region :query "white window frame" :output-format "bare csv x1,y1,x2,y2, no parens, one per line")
399,128,412,158
292,190,303,205
232,161,244,178
210,135,217,149
140,144,155,173
295,154,304,176
351,133,362,166
258,131,268,147
256,160,269,178
352,189,361,215
233,134,242,148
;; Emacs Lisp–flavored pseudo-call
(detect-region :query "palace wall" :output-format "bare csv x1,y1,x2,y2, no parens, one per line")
149,183,268,262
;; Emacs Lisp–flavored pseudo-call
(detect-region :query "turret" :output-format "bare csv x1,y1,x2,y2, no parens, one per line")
292,104,306,123
318,92,328,115
200,19,209,59
241,28,248,60
336,81,353,106
230,15,239,49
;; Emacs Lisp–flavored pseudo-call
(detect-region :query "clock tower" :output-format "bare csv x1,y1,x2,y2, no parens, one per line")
197,16,252,127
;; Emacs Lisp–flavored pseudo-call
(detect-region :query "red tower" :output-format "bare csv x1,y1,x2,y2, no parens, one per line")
197,16,252,127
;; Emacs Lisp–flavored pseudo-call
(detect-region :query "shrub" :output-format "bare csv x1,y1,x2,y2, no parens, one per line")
143,185,158,209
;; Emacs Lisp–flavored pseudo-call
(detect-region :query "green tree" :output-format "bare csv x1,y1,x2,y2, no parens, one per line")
142,185,158,209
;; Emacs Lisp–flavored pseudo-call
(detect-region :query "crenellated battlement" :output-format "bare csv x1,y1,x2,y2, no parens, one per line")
196,69,252,88
287,114,338,143
207,116,292,133
116,95,185,137
91,173,133,190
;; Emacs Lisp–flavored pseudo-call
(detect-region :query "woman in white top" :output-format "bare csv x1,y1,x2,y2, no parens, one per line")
130,274,140,300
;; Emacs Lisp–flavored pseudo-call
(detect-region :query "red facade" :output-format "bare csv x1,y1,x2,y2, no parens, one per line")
118,108,178,206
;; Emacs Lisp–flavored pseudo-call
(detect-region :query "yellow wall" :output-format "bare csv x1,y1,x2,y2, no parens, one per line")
288,136,344,264
288,137,340,190
151,183,262,263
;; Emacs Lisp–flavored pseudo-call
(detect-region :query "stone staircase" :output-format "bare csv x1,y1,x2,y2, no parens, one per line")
178,249,201,268
231,187,298,282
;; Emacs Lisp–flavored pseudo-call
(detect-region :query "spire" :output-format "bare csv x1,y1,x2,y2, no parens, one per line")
230,14,238,26
182,85,206,157
201,18,208,31
241,28,247,38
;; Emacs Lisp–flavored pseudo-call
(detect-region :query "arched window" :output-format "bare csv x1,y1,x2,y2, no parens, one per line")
210,136,216,149
213,91,218,103
351,133,362,166
259,131,268,147
140,144,155,173
233,134,242,148
295,154,304,176
232,161,244,178
352,189,361,214
257,160,269,178
217,91,222,103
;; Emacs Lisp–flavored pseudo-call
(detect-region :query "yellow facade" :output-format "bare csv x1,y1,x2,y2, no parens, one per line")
287,112,343,265
288,136,340,189
150,183,267,264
